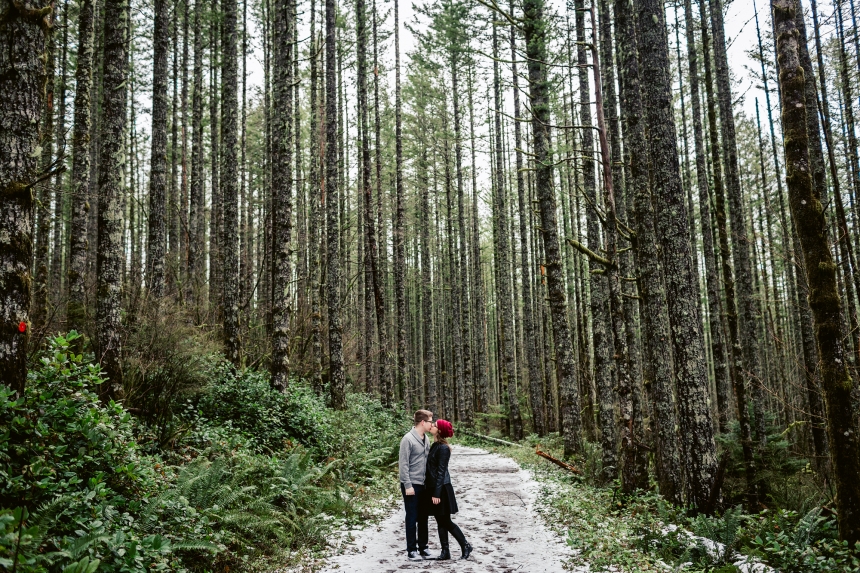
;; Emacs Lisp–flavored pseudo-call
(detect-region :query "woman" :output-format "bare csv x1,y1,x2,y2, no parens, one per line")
424,419,473,560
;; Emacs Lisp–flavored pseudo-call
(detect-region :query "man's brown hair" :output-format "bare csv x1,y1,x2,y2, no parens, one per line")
414,409,433,426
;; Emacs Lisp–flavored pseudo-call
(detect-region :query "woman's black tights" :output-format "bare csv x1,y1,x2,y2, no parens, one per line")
434,515,466,550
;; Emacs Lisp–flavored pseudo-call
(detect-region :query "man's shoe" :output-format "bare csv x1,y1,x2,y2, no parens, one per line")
460,542,473,560
436,548,451,561
419,549,433,560
407,551,422,561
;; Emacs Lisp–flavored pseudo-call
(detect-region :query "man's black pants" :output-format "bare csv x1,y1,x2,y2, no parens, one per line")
400,483,428,552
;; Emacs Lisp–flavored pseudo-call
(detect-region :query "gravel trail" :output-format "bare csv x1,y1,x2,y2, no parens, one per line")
320,445,576,572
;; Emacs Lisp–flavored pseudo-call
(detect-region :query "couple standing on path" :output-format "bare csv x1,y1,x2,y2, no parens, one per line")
398,409,474,562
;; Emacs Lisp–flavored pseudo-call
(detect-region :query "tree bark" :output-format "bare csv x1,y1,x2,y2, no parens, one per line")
710,0,767,449
684,0,731,435
325,0,346,409
394,0,408,409
491,22,523,441
613,0,681,503
188,0,204,316
699,0,758,504
0,0,50,393
773,0,860,542
147,0,169,300
510,1,543,436
271,0,294,388
575,0,611,467
95,0,129,401
522,0,580,450
67,0,96,334
637,0,718,510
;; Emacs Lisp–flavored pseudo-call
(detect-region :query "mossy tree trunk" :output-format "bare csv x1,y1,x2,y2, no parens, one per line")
95,0,129,401
510,2,543,435
772,0,860,543
0,0,51,394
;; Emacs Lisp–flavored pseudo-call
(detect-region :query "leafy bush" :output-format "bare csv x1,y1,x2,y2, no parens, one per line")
1,332,155,510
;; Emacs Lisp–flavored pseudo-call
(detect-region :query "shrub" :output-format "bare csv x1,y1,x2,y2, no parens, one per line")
122,300,221,447
195,366,408,470
0,332,200,572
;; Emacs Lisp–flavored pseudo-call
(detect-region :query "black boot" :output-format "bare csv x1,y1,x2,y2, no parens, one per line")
436,547,451,561
460,542,473,560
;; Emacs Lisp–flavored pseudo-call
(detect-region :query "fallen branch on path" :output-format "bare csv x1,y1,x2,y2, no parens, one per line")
535,445,582,475
459,429,523,448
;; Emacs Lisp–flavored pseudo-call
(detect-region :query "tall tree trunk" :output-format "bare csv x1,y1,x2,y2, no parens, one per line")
685,0,731,435
592,1,646,493
699,0,759,504
68,0,96,333
710,0,767,449
0,0,50,393
51,0,69,309
33,8,55,337
188,0,204,317
179,0,189,291
210,0,221,323
575,0,611,467
468,65,489,418
491,23,523,441
308,0,323,391
452,36,473,426
325,0,346,408
370,0,390,406
222,0,241,365
168,0,180,290
271,0,294,388
772,0,860,543
522,0,580,449
511,1,544,435
637,0,718,511
394,0,408,409
615,0,682,503
96,0,129,401
147,0,169,300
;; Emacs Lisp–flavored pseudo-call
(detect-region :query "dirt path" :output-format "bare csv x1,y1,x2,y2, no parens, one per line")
319,445,578,572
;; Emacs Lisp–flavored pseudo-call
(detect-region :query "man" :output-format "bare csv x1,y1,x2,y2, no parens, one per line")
399,409,433,561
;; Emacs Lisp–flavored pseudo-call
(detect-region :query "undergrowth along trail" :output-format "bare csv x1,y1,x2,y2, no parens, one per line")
461,434,860,573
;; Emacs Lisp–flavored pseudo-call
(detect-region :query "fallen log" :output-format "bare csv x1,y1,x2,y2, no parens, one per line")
535,445,582,475
458,429,524,448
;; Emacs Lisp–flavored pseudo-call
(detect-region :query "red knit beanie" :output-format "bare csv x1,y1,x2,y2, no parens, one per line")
436,419,454,439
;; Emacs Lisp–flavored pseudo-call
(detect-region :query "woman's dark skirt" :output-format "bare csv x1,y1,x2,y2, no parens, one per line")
421,483,459,517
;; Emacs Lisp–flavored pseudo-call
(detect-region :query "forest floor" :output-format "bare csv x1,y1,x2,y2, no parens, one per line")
314,445,579,573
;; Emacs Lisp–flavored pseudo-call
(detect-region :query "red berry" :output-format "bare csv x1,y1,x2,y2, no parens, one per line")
18,321,26,333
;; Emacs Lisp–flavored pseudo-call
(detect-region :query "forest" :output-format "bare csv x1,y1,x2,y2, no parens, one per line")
2,0,860,570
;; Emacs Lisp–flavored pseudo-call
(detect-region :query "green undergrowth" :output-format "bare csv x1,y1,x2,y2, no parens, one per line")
455,432,860,573
1,333,407,573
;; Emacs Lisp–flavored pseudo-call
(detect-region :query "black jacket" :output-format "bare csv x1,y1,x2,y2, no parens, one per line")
423,442,458,516
425,442,452,498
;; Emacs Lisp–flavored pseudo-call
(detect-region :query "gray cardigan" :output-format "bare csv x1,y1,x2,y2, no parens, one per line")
398,428,430,489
